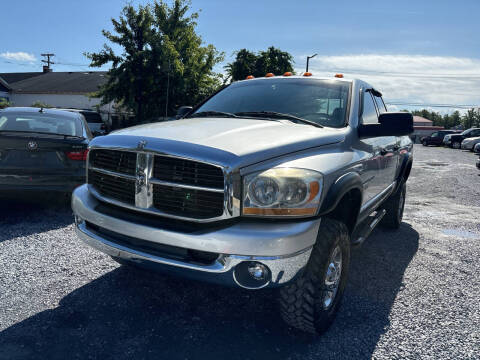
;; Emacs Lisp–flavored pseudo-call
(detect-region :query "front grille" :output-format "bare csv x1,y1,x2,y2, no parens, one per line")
88,170,135,205
153,184,224,219
89,149,136,175
153,156,224,189
87,149,226,221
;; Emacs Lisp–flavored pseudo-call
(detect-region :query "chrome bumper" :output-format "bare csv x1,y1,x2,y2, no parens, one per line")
72,185,319,288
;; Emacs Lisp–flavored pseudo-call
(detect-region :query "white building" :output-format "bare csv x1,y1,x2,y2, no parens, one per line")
0,70,110,111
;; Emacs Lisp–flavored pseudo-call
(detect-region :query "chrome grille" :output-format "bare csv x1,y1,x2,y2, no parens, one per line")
88,169,136,205
87,148,226,221
89,149,136,175
153,184,224,219
153,156,224,189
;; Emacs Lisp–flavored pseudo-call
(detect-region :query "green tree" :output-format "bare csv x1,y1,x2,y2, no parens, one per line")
225,46,294,81
462,108,480,129
86,0,224,122
31,101,53,108
0,98,11,109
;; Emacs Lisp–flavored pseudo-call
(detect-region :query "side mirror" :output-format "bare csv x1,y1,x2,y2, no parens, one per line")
176,106,193,119
358,112,413,138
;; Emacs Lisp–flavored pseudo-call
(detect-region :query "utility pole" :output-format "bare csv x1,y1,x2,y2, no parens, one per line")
41,53,55,72
306,53,317,73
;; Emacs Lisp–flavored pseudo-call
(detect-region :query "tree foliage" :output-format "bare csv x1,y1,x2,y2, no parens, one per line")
0,98,11,109
31,101,53,108
411,108,480,129
85,0,224,121
225,46,294,81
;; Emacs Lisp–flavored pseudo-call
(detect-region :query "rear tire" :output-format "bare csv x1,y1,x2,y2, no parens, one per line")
279,218,350,335
380,182,406,229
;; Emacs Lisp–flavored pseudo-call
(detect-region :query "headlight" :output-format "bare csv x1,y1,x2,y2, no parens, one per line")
242,168,323,217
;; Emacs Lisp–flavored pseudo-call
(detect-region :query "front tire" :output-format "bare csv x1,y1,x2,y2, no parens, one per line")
422,140,427,146
452,141,461,149
279,218,350,335
380,182,406,229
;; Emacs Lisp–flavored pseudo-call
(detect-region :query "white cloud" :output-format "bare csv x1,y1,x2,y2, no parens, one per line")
0,51,37,62
295,54,480,114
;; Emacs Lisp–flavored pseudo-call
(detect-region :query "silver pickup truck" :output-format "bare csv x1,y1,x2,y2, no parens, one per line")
72,74,413,334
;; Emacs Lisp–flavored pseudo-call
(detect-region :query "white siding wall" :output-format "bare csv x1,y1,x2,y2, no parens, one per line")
10,93,103,109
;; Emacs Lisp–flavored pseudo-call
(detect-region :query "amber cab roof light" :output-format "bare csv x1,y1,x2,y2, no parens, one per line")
265,73,275,77
246,75,255,79
283,72,292,76
303,72,312,77
334,73,344,78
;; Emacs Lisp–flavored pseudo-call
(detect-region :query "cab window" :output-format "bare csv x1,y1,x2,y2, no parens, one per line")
431,132,439,137
361,92,378,124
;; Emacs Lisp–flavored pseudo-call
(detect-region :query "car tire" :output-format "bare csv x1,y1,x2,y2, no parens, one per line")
422,140,427,146
452,142,461,149
279,218,350,335
380,182,406,229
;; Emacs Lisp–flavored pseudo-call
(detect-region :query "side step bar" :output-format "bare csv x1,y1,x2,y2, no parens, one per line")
351,209,386,247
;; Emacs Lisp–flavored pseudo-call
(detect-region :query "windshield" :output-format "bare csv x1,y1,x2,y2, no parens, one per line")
193,78,351,128
0,112,83,136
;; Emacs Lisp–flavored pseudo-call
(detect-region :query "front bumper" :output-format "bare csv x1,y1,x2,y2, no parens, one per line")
72,185,320,289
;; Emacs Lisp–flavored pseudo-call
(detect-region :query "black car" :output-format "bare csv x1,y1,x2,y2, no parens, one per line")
421,130,459,146
443,128,480,149
0,107,91,194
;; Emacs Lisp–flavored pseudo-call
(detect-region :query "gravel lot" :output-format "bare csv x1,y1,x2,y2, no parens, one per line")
1,145,479,360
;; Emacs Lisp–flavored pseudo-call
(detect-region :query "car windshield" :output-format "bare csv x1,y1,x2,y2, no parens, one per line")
193,78,351,128
0,112,83,136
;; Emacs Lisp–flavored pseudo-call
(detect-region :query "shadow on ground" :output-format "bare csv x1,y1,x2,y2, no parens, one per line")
0,192,72,242
0,223,419,360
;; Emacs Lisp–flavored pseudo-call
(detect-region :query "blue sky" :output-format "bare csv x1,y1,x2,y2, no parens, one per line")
1,0,479,112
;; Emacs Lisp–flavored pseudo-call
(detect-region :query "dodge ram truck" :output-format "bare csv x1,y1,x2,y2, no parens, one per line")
72,74,414,334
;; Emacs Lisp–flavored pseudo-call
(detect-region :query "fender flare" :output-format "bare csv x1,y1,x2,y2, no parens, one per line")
319,172,363,215
394,153,413,193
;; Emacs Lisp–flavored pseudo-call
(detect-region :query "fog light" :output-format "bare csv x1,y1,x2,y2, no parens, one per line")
233,261,271,289
248,263,268,280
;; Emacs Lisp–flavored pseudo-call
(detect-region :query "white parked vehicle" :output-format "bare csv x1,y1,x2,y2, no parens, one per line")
461,136,480,151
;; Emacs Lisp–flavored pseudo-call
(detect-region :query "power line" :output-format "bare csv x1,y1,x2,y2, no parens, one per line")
385,102,479,109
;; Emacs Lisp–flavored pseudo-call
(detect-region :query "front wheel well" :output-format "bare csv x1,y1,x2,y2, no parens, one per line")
325,188,362,235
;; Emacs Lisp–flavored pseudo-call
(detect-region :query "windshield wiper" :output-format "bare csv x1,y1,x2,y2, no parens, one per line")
189,111,238,118
234,111,323,128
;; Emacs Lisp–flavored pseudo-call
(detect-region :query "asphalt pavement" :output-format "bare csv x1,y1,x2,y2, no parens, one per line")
0,145,479,359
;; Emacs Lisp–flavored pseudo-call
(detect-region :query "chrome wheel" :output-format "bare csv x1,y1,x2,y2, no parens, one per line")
323,245,343,310
453,142,461,149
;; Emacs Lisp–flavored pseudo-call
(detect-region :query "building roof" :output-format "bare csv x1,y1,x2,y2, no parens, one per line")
413,116,433,124
2,71,107,95
0,72,43,84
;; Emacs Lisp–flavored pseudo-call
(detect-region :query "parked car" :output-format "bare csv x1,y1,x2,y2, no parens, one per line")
59,108,106,136
0,107,91,194
421,130,458,146
71,75,413,335
461,136,480,151
474,142,480,154
476,156,480,170
444,128,480,149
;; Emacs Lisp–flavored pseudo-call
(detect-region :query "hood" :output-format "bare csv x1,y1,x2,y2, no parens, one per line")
112,118,345,163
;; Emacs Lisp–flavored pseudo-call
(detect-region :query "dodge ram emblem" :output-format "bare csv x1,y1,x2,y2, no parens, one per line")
27,141,38,151
137,140,147,150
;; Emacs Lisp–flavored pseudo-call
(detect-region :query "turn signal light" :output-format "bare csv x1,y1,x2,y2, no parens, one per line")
265,73,275,77
335,73,344,78
283,72,292,76
246,75,255,79
66,149,89,161
303,72,312,77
